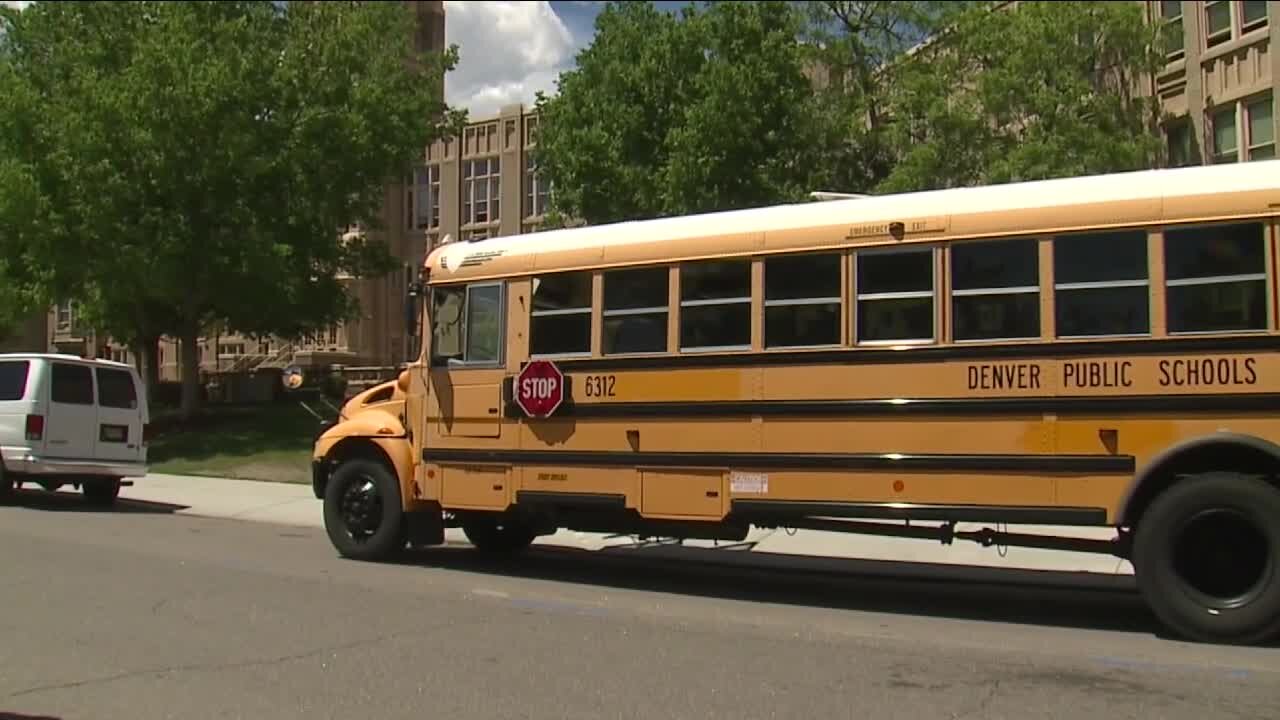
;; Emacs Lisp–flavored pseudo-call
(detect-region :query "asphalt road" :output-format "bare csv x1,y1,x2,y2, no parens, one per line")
2,491,1278,720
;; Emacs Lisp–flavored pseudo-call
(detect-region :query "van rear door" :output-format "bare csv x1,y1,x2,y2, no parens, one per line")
93,365,144,464
44,361,98,462
0,359,36,453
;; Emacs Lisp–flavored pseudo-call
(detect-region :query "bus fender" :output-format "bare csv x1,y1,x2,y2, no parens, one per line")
1117,431,1280,527
313,411,412,501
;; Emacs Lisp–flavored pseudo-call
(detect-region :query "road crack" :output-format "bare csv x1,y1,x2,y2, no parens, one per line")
8,629,409,699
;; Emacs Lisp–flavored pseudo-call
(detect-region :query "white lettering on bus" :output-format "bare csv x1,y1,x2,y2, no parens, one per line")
521,377,560,399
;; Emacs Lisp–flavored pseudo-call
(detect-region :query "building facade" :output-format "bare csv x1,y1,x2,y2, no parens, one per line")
1151,1,1276,165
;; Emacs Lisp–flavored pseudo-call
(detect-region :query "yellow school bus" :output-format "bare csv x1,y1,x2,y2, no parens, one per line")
311,159,1280,645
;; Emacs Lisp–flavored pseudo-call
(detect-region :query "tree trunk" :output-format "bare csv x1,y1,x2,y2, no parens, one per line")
180,321,202,420
133,335,162,405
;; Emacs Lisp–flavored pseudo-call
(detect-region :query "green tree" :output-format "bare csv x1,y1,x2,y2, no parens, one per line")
533,0,825,225
797,1,972,195
0,0,463,416
876,0,1166,192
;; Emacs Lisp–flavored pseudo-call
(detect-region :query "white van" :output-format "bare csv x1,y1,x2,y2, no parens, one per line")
0,353,149,505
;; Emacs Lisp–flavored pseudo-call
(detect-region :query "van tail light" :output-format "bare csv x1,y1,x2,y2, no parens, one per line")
142,423,153,444
25,414,44,442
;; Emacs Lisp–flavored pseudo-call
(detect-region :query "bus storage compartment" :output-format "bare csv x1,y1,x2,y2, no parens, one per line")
640,469,726,519
439,463,511,510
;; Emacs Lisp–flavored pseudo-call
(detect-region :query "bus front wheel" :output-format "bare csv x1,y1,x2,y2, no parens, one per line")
323,459,406,562
1133,472,1280,645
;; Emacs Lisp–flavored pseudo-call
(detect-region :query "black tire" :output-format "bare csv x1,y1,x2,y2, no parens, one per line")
0,464,13,504
1133,472,1280,645
323,459,406,561
83,478,121,507
462,514,537,554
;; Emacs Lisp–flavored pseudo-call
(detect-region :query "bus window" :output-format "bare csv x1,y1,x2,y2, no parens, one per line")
603,266,668,355
952,237,1040,341
431,283,504,367
1054,229,1150,338
531,272,592,357
764,252,841,348
855,247,934,344
465,283,504,363
431,286,464,365
680,259,751,351
1165,221,1268,333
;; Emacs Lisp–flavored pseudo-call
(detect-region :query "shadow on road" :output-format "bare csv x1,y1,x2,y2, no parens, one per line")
0,713,63,719
4,488,189,515
395,541,1160,638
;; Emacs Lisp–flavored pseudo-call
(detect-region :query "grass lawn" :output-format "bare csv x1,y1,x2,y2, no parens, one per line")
146,402,328,485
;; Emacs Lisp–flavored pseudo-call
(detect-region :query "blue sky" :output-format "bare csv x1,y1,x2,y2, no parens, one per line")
445,1,699,118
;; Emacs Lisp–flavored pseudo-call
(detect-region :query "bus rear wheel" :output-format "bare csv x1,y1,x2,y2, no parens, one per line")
1133,472,1280,645
461,514,537,554
323,459,406,562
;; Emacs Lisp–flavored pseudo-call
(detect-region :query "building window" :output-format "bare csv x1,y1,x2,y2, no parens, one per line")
1158,0,1184,59
1242,0,1269,30
1211,105,1238,163
462,157,500,226
407,164,440,230
1246,94,1274,161
1054,230,1150,337
1166,120,1194,166
602,266,668,355
524,153,550,218
530,272,592,357
951,238,1040,341
764,253,841,349
56,301,73,331
855,248,934,344
1205,0,1232,47
680,259,751,352
217,343,245,357
1205,0,1268,48
1165,222,1267,333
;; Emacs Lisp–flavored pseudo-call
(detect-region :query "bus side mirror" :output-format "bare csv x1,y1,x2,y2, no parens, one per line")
406,281,423,339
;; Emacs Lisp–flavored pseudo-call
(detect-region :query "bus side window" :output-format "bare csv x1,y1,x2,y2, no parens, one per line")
1164,221,1268,333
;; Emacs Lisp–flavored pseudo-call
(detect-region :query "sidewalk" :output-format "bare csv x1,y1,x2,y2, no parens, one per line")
123,473,1135,579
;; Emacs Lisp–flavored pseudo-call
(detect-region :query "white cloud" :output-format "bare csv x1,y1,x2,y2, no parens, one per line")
443,1,580,119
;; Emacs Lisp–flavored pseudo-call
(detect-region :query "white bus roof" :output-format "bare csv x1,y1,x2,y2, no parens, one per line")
426,159,1280,283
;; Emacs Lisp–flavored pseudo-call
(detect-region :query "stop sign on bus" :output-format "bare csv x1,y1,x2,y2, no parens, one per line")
515,360,565,418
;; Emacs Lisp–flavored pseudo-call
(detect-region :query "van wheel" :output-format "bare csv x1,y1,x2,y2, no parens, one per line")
83,478,122,507
323,459,406,562
1133,472,1280,645
0,465,14,504
462,514,537,554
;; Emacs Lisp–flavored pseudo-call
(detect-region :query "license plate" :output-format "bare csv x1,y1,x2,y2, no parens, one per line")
100,424,129,443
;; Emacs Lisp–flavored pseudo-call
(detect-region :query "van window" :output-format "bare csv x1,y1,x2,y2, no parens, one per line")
0,360,30,401
51,363,94,405
96,367,138,409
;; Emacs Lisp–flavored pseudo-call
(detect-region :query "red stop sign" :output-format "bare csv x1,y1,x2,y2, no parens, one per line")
514,360,565,418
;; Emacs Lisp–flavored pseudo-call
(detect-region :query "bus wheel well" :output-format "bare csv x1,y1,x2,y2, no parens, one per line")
1123,440,1280,529
316,438,397,500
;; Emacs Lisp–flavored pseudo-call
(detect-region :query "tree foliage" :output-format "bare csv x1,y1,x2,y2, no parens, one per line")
875,0,1166,192
0,0,462,413
533,0,826,225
